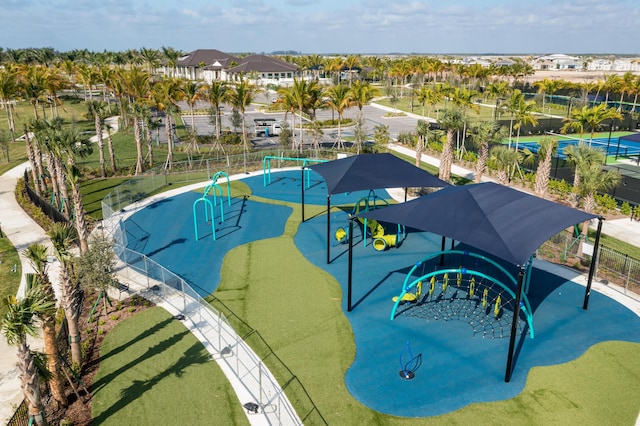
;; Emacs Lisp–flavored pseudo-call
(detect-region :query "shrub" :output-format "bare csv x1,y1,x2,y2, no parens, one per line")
620,201,632,216
595,193,617,212
396,132,416,147
14,178,56,233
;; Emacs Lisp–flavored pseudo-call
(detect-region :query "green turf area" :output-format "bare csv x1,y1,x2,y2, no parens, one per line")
0,237,21,318
92,307,248,425
80,177,132,220
0,141,28,176
0,96,91,138
211,201,640,424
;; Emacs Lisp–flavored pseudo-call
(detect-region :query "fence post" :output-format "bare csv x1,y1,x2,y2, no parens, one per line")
259,362,263,407
626,259,633,294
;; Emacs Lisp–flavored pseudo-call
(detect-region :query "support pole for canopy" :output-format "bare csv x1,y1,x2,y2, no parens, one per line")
505,267,525,383
404,188,408,203
347,215,354,312
583,217,604,310
440,236,446,265
326,194,331,264
301,167,305,223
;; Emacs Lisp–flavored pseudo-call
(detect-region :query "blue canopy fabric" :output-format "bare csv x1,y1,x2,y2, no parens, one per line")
359,182,599,266
620,132,640,143
309,153,450,195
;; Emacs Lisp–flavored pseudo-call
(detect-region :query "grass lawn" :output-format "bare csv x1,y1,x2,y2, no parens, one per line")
0,237,21,318
210,193,640,425
0,141,28,176
0,96,92,137
92,307,248,425
80,177,132,220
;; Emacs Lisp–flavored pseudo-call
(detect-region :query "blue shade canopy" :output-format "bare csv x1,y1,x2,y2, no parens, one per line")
309,153,450,195
620,132,640,143
360,182,599,266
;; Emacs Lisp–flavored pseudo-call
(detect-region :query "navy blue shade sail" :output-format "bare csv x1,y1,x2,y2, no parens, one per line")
308,153,450,195
359,182,598,266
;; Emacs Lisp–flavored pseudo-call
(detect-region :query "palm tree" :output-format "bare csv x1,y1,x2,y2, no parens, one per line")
562,104,622,147
20,65,48,120
67,164,90,254
533,78,562,112
344,55,361,85
48,223,83,366
0,67,19,142
23,243,68,409
161,46,181,78
513,97,538,151
415,120,430,167
503,89,525,149
131,102,148,174
204,80,230,142
437,106,464,182
86,100,108,177
325,82,352,150
276,86,298,150
415,85,443,118
564,142,605,207
291,78,311,150
180,80,206,152
152,78,183,169
229,79,261,173
44,67,66,118
1,286,56,426
574,152,621,254
139,47,161,75
533,137,559,197
490,145,520,185
469,120,504,183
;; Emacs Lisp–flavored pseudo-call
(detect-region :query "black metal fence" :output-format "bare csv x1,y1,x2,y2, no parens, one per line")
22,171,69,225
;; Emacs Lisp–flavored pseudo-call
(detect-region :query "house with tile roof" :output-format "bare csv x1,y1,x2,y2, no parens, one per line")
175,50,301,86
175,49,241,81
225,54,300,86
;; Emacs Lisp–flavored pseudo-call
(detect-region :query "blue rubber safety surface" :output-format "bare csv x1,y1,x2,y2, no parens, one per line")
123,170,640,418
244,169,393,206
124,190,291,296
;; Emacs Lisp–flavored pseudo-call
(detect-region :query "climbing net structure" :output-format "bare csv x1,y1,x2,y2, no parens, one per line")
397,274,526,339
391,250,535,340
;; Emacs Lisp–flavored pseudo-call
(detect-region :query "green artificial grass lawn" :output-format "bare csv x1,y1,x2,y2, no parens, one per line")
80,177,132,220
0,141,28,176
0,96,91,137
212,199,640,425
0,237,21,318
92,307,248,426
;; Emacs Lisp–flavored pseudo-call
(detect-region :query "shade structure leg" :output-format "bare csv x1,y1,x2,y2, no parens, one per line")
505,267,525,382
583,217,604,310
348,216,354,312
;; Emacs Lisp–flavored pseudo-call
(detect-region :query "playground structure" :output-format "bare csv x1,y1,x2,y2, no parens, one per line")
334,190,406,252
192,171,231,241
391,250,535,340
262,155,328,188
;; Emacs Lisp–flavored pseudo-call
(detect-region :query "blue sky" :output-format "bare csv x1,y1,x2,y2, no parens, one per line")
1,0,639,54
